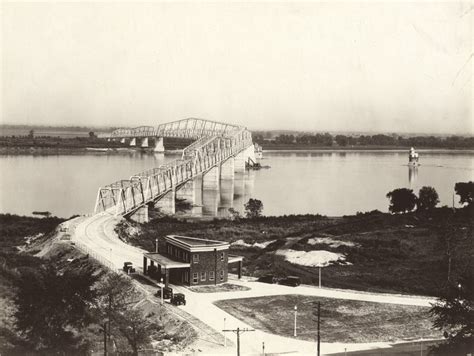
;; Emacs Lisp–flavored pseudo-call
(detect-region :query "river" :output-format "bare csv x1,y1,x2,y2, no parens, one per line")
0,150,472,218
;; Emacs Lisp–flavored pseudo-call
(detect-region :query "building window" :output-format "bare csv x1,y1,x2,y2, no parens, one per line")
192,273,198,284
220,252,224,261
209,271,215,281
200,272,206,281
220,270,224,281
193,254,199,263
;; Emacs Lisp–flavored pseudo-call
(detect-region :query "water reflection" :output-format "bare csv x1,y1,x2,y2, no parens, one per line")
408,166,418,188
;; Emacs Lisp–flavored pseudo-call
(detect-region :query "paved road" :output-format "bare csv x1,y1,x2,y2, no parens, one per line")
73,213,437,355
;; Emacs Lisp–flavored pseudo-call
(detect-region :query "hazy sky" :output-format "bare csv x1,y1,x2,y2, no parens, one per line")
1,1,472,134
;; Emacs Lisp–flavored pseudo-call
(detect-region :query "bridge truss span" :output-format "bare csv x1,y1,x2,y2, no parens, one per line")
95,119,254,216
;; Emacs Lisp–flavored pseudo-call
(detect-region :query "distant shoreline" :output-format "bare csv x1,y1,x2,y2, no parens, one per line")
1,145,473,156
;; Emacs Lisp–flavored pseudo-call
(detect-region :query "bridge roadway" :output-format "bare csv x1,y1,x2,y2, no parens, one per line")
72,214,436,355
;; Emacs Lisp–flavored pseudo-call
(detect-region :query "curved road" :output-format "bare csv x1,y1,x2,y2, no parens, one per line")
72,214,437,355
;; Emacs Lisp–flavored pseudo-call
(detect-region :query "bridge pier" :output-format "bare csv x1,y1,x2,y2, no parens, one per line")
221,158,234,179
176,179,195,204
234,145,256,171
203,165,220,190
120,138,126,144
129,205,149,224
141,137,149,148
130,138,136,147
154,189,176,215
154,137,165,153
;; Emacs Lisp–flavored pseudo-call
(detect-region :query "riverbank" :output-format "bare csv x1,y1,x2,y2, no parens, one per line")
117,207,473,297
2,145,474,156
260,144,474,152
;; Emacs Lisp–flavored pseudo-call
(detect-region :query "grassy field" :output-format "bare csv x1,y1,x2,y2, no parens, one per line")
214,294,440,343
188,283,250,293
119,207,473,296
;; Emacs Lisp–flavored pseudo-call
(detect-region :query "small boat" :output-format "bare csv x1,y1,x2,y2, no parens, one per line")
408,147,420,166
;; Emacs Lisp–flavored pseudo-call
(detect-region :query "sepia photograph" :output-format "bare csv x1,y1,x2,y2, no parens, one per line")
0,1,472,355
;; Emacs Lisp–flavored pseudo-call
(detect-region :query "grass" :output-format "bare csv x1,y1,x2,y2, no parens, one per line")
118,207,473,296
214,295,440,343
188,283,250,293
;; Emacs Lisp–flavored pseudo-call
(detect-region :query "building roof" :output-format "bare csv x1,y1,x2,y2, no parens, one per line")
166,235,229,252
144,253,190,269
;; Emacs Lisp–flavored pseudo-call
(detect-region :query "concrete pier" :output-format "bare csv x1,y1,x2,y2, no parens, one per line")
154,137,165,153
141,137,149,148
130,205,149,224
130,138,136,147
154,189,176,215
176,179,195,204
203,166,220,190
221,158,235,179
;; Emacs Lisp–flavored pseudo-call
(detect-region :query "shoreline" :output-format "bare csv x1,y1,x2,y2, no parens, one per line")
1,145,473,156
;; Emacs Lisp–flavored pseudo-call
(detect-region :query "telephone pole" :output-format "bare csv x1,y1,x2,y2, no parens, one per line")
222,327,255,356
317,302,321,356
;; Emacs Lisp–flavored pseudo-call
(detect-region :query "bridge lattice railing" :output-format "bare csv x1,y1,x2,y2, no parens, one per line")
94,122,252,215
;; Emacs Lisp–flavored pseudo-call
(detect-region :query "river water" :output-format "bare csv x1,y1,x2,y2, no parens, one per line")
0,150,472,218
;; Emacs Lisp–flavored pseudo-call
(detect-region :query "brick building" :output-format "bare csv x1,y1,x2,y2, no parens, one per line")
143,235,243,287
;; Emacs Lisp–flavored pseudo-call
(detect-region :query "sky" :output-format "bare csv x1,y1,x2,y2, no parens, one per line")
1,1,472,134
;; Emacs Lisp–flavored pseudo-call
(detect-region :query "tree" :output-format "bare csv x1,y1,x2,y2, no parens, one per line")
244,199,263,218
113,308,161,356
14,264,98,352
417,186,440,210
93,274,140,351
455,181,474,206
228,208,241,221
88,131,96,138
430,271,474,355
28,129,34,138
386,188,417,213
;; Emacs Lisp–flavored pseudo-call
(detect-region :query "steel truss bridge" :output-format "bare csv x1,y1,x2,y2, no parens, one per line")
95,118,254,216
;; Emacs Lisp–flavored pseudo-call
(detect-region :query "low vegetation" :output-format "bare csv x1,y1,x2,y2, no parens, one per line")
0,214,196,355
214,294,439,343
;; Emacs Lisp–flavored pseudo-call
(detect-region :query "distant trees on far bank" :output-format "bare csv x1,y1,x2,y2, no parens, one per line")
253,132,474,149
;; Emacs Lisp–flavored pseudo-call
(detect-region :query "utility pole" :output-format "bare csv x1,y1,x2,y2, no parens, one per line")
294,305,298,337
222,327,255,356
317,302,321,356
103,322,107,356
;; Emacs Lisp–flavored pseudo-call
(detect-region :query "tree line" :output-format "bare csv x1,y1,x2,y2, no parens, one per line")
253,132,474,149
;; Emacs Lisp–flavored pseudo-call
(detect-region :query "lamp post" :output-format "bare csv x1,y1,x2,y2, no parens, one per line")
224,318,227,347
155,238,158,253
319,267,322,288
294,305,297,337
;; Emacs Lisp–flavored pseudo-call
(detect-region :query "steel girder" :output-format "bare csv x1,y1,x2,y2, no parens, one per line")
107,118,242,139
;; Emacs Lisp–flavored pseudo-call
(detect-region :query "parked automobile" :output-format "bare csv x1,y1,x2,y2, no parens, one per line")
279,276,301,287
122,262,136,274
258,274,277,284
171,293,186,306
155,286,173,299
